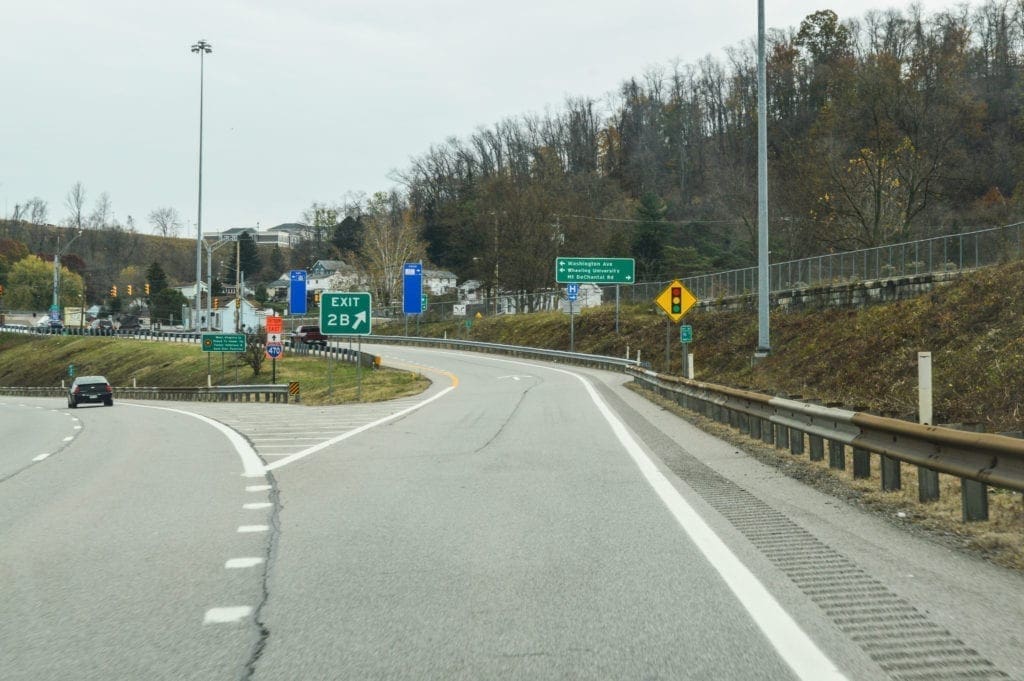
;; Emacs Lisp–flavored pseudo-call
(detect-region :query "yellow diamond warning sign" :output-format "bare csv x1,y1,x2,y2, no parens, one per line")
655,280,697,323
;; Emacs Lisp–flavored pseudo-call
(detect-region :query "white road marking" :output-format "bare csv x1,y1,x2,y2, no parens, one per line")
33,453,51,462
237,525,269,533
124,403,265,477
243,502,272,510
482,355,848,681
264,386,456,471
225,557,264,569
74,425,82,430
203,606,252,624
246,485,272,492
62,436,73,442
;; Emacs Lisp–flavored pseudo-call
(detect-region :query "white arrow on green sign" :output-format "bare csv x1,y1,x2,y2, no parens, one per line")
555,257,635,284
320,292,372,336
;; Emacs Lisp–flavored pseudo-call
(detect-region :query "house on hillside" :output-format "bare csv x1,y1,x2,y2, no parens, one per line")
212,298,260,333
424,269,458,295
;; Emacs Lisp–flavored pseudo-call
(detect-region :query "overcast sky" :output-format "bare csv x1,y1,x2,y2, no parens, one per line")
2,0,962,236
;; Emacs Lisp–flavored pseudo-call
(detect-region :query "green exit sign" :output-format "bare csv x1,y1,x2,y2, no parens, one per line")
201,333,246,352
320,292,372,335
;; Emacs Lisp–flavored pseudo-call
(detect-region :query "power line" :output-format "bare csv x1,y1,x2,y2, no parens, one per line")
556,213,745,226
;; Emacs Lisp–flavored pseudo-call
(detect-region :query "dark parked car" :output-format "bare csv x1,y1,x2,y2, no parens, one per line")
67,375,113,408
290,325,328,348
36,318,63,334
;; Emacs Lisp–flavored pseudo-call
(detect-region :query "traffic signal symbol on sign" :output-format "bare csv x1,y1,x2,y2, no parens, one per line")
655,280,697,322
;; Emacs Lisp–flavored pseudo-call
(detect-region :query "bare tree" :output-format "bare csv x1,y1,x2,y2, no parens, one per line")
65,182,87,230
89,192,113,229
148,207,182,237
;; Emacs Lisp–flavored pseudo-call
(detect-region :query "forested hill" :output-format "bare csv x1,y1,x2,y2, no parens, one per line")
400,4,1024,296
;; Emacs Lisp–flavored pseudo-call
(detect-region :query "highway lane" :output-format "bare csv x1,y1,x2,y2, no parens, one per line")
3,345,1023,680
0,397,272,680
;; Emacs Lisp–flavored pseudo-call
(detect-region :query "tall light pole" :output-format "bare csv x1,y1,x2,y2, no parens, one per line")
756,0,771,356
191,38,212,330
52,228,83,314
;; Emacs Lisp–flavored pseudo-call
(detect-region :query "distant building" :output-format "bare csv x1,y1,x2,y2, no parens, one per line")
205,223,306,249
424,269,458,295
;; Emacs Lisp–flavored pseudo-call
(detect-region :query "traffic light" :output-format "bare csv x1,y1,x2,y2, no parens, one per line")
671,286,682,314
144,283,150,295
314,291,320,306
213,298,219,309
126,284,133,296
0,284,4,296
110,285,118,298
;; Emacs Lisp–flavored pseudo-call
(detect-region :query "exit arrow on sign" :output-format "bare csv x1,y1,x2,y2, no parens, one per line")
320,292,373,336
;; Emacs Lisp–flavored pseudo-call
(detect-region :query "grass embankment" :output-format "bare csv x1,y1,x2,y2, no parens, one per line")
377,260,1024,569
0,334,429,405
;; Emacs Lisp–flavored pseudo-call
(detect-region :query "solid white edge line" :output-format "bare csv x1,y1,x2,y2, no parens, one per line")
124,403,265,477
263,385,456,471
477,355,847,681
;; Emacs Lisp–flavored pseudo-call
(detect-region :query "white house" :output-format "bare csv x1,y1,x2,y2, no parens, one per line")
213,298,261,333
424,269,458,295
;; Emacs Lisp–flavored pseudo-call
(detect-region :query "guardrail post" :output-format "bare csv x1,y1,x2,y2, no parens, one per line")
761,419,773,445
881,455,901,491
852,447,871,479
917,352,940,501
789,429,805,456
775,423,788,450
809,434,824,462
961,480,989,522
749,414,761,439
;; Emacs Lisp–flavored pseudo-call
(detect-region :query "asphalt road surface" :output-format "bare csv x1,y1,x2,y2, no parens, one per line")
1,345,1022,680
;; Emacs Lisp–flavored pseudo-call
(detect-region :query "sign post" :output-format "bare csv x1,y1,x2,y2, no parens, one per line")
321,292,373,400
556,257,635,331
680,325,693,378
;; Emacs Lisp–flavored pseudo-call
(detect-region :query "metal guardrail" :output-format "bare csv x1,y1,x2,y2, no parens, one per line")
366,335,640,371
0,384,294,403
627,367,1024,521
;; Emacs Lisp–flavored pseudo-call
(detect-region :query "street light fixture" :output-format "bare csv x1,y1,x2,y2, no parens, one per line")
191,38,212,330
52,228,83,316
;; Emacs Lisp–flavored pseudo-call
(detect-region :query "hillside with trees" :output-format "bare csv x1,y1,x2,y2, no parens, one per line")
3,4,1024,311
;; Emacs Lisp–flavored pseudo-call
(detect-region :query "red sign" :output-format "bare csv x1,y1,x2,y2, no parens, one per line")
266,316,283,334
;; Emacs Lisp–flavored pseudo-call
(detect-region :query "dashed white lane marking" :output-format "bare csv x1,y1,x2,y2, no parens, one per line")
225,557,264,569
203,606,252,624
62,436,73,442
246,485,271,492
73,425,82,430
33,453,51,462
237,525,269,533
243,502,272,510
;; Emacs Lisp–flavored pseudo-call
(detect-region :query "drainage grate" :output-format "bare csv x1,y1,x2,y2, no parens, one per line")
602,386,1013,681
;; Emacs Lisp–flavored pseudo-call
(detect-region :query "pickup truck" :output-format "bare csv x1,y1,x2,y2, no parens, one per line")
290,325,328,348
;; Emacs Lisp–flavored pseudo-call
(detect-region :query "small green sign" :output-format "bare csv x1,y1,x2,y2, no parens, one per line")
201,333,246,352
68,364,75,377
421,294,428,311
680,325,693,344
